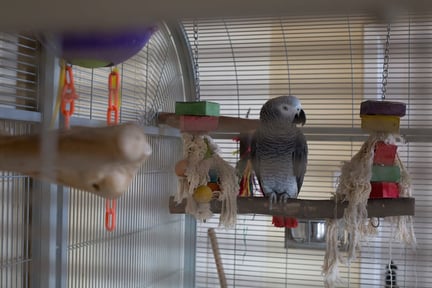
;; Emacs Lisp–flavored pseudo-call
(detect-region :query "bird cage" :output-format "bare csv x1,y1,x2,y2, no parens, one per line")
1,5,432,288
0,24,193,288
176,16,428,288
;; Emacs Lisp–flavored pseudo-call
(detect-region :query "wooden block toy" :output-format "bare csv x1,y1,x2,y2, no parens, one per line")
373,141,398,165
272,216,298,228
370,182,400,198
371,165,401,182
361,115,400,133
208,168,219,182
175,101,220,116
360,100,406,117
179,115,219,132
207,182,220,192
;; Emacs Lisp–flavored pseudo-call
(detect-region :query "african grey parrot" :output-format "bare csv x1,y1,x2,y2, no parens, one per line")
251,95,308,228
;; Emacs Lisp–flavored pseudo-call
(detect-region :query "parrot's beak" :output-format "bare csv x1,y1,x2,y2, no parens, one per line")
293,109,306,126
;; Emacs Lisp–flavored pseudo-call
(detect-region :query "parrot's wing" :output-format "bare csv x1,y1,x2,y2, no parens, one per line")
293,131,308,194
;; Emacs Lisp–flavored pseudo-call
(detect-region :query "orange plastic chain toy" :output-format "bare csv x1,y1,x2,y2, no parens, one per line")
107,68,120,125
105,68,121,232
61,65,79,128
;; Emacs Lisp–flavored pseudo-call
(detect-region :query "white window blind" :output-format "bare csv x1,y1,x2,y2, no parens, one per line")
184,15,432,287
0,34,39,111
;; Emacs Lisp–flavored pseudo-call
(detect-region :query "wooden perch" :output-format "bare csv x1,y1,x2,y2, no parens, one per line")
158,112,259,133
169,196,415,219
0,123,152,199
208,228,228,288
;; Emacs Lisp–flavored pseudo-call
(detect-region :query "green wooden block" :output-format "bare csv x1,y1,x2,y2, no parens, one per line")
175,101,220,116
371,165,401,182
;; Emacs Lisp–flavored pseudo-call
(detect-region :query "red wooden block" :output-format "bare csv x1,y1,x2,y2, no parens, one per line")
373,141,398,165
370,182,400,198
179,115,219,132
272,216,298,228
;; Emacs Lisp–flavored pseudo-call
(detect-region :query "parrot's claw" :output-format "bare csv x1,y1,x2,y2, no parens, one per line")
280,193,290,203
269,192,277,210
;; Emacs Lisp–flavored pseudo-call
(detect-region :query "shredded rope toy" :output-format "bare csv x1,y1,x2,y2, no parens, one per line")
323,134,416,288
323,24,416,288
175,134,239,228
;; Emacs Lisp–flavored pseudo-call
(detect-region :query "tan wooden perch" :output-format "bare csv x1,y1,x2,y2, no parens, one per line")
169,196,415,219
157,112,259,133
208,228,228,288
0,123,152,199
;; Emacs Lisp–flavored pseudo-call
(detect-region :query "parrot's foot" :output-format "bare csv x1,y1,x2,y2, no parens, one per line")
280,193,291,203
269,192,277,210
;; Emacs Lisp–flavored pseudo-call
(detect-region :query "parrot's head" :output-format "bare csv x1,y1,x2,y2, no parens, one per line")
260,95,306,126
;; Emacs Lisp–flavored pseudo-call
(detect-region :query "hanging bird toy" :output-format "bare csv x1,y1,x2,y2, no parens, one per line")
173,101,239,228
323,24,416,288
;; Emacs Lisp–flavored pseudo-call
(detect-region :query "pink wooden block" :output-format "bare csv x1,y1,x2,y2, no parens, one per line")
374,141,397,165
179,115,219,132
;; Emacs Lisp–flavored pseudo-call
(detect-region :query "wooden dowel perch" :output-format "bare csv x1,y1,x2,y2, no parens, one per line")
208,228,228,288
0,123,152,199
158,112,259,133
170,196,415,219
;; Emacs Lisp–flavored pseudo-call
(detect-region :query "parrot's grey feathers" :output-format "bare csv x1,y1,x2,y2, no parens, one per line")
251,95,308,200
292,132,308,193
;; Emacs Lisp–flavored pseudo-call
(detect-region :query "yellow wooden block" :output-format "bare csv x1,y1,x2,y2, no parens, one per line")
361,115,400,133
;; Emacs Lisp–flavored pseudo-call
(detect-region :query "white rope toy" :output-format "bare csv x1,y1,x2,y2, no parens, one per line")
176,133,239,228
323,133,416,288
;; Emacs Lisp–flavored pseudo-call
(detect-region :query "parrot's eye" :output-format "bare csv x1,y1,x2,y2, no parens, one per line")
282,106,289,110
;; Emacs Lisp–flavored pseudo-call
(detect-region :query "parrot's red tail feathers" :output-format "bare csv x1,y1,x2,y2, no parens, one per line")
272,216,286,227
272,216,298,228
285,217,298,228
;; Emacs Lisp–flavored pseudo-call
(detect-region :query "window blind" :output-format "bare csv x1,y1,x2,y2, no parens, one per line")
0,34,39,111
183,15,432,287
